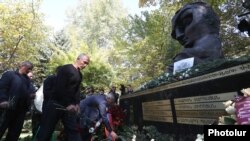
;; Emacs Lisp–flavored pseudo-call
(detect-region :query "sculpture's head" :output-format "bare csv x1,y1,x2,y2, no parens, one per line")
171,2,220,47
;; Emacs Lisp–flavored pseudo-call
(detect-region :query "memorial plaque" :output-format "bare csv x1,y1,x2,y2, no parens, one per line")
143,110,173,117
174,92,236,124
120,63,250,99
175,102,224,110
142,100,172,123
119,61,250,134
174,92,236,104
175,110,226,118
142,100,171,106
143,115,173,123
143,105,172,111
177,117,216,125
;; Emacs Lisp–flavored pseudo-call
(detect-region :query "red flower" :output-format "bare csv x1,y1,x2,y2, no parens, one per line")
108,105,127,127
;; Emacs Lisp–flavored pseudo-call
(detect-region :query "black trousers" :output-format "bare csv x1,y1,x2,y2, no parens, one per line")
31,100,48,139
36,101,81,141
0,108,26,141
31,111,42,139
80,127,92,141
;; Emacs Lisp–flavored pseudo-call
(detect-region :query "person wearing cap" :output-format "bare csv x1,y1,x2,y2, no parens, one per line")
0,61,34,141
79,93,118,141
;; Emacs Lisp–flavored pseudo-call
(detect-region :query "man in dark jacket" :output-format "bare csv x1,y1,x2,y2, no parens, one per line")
79,93,117,141
37,53,90,141
42,66,61,110
32,66,61,138
0,61,34,141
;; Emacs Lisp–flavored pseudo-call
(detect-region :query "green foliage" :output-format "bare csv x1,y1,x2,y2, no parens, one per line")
0,0,47,72
52,30,71,52
68,0,126,49
47,40,113,88
83,47,113,88
127,0,250,89
0,0,249,91
112,6,181,88
64,0,127,88
138,56,250,91
223,116,236,125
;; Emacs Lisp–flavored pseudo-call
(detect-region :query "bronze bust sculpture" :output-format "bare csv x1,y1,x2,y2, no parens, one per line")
167,2,224,73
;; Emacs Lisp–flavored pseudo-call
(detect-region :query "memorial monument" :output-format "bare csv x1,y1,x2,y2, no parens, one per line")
167,2,224,73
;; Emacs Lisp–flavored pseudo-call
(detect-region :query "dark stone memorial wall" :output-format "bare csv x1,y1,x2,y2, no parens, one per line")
120,62,250,139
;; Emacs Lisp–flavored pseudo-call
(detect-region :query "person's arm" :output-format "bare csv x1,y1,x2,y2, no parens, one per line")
98,102,113,132
54,66,71,106
99,103,118,139
43,75,55,101
28,81,36,99
74,85,81,105
0,71,12,107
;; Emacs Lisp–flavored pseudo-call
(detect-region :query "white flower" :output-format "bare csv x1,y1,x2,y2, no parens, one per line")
195,134,204,141
225,105,236,115
219,116,225,124
241,88,250,97
232,102,235,107
165,73,169,77
150,139,155,141
223,100,233,108
230,114,237,120
218,122,225,125
132,135,136,141
184,73,189,78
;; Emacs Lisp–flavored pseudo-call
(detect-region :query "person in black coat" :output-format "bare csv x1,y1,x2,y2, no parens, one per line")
31,66,61,139
0,61,34,141
37,53,90,141
42,66,61,110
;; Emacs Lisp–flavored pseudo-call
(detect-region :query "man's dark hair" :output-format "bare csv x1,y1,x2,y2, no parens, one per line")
20,61,33,69
86,85,94,93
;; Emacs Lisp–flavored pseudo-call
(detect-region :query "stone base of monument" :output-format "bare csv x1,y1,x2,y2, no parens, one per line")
120,60,250,140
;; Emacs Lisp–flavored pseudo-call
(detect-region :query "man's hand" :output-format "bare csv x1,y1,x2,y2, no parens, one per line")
66,104,80,113
75,104,80,114
0,101,9,109
110,131,118,140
